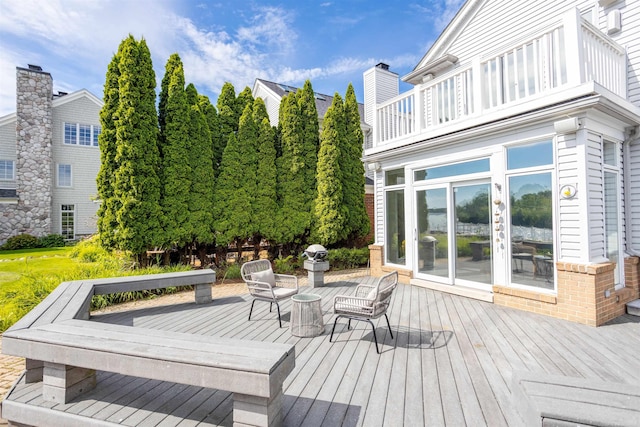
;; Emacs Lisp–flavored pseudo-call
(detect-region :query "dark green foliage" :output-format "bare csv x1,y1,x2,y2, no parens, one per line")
236,86,254,118
297,80,320,208
112,36,163,257
342,84,370,242
217,82,239,147
214,131,253,248
96,48,121,249
314,94,347,245
158,53,191,248
185,83,198,106
38,234,65,248
253,99,279,243
1,234,40,250
327,247,370,269
187,90,216,246
198,95,224,175
276,93,308,247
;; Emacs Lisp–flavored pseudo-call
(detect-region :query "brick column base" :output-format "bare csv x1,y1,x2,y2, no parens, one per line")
368,244,413,284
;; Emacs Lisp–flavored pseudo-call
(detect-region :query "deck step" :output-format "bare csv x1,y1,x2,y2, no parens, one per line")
410,278,494,303
627,299,640,317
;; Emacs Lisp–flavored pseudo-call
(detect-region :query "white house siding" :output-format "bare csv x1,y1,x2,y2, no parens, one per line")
0,119,16,162
556,131,582,261
585,130,606,261
605,0,640,106
374,170,384,244
51,96,102,237
439,1,615,72
628,141,640,253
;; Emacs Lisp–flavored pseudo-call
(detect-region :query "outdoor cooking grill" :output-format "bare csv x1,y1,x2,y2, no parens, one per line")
304,244,328,262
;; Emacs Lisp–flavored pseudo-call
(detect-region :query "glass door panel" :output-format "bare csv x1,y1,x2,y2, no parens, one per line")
454,183,492,284
416,188,449,278
509,173,554,289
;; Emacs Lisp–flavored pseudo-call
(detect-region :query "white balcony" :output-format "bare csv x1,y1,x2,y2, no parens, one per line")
370,9,627,150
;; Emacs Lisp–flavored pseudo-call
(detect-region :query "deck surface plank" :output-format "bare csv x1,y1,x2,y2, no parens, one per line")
4,276,640,426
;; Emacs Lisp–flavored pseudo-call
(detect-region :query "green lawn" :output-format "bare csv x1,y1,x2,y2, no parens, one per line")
0,246,191,332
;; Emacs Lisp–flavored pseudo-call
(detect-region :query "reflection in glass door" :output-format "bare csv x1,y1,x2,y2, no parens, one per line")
416,188,448,278
416,182,492,287
454,183,492,285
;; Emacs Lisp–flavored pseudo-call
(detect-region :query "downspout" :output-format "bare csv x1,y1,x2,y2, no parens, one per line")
624,126,640,256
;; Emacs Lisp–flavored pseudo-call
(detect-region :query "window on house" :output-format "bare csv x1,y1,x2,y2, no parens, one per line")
57,164,72,187
93,126,101,147
386,189,406,265
61,204,75,240
64,123,77,145
0,160,15,180
603,140,622,287
64,123,100,146
385,168,405,185
79,124,92,146
507,140,553,170
414,158,489,181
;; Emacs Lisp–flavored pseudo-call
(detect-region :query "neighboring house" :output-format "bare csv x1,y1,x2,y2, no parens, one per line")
253,78,375,240
0,65,103,244
363,0,640,326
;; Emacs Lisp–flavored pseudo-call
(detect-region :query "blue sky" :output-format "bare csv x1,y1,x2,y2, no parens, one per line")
0,0,465,116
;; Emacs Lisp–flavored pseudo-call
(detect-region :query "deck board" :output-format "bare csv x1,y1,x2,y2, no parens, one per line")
4,276,640,426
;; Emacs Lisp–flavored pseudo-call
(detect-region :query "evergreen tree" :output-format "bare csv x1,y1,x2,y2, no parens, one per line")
186,86,215,250
252,98,278,256
198,95,223,175
236,86,254,119
276,92,307,249
297,80,320,213
314,94,347,245
185,83,198,107
158,54,191,250
96,48,121,249
213,131,253,254
217,82,238,148
112,36,163,262
343,83,370,242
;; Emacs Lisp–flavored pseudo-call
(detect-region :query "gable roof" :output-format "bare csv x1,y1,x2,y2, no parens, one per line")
403,0,484,84
0,88,103,126
254,78,366,125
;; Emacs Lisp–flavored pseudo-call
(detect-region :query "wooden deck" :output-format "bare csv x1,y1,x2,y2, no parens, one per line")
5,276,640,426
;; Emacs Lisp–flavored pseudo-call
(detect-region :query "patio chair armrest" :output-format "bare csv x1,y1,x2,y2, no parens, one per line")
274,273,299,289
246,281,276,298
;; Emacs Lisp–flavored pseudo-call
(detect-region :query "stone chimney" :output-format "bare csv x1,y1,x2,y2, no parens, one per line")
363,63,399,146
14,65,53,237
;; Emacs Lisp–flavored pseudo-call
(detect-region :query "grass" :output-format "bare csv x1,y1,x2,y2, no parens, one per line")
0,243,191,333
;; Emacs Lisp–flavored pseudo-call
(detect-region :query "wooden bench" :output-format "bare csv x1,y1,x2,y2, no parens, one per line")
513,372,640,426
1,271,295,427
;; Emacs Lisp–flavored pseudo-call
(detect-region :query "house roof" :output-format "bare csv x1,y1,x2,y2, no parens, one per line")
0,88,103,125
254,78,366,125
403,0,484,83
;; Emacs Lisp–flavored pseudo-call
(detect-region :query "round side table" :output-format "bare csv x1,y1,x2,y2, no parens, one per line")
290,294,324,337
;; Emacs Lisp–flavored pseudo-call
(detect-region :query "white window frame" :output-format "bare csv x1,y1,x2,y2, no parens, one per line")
602,139,624,289
63,122,101,147
0,160,15,180
61,204,75,240
57,164,72,187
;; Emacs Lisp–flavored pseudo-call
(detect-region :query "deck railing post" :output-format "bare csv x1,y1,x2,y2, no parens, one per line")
563,7,585,86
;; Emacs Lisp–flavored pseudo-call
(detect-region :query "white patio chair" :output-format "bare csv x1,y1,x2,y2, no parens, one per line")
329,271,398,353
240,259,299,328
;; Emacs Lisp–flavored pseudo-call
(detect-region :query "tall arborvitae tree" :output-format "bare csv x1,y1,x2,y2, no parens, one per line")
252,98,278,258
214,133,252,255
343,83,370,242
277,93,307,251
96,47,121,249
112,36,163,262
236,86,254,119
314,94,347,245
158,54,191,251
297,80,320,219
185,84,215,256
217,82,239,148
198,95,223,174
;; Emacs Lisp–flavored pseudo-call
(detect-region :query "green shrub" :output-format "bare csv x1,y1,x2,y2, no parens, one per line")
273,255,298,274
327,247,369,270
223,264,242,280
38,234,65,248
2,234,40,250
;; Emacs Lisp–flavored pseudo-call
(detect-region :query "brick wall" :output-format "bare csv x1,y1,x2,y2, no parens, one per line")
494,258,639,326
368,244,413,284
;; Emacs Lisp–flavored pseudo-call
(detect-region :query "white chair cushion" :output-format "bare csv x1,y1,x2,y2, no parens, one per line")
365,288,377,306
272,287,298,299
252,269,276,287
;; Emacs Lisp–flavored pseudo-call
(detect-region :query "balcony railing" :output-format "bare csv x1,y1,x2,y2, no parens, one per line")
373,8,627,147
